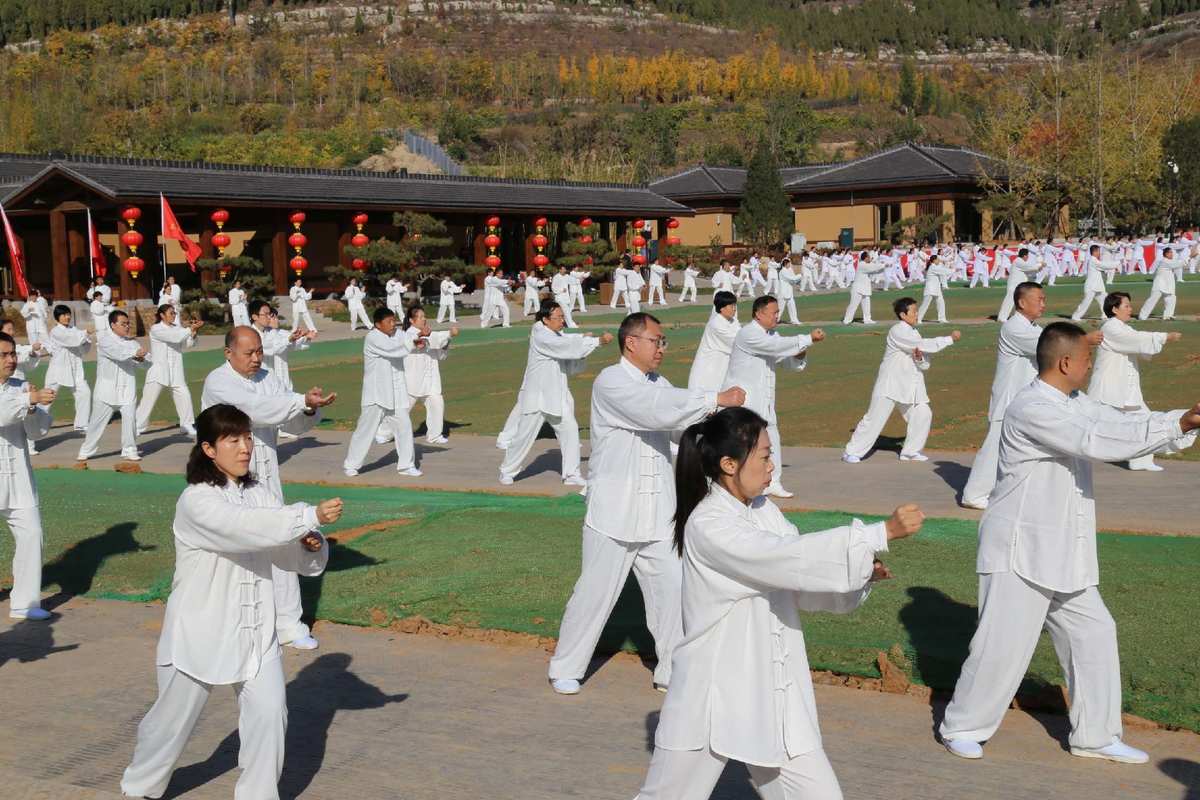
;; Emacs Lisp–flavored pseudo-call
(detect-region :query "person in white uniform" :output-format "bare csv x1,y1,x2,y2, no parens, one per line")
763,256,781,295
1070,244,1110,321
843,297,960,463
710,260,741,295
609,263,628,310
841,252,887,324
678,262,700,303
201,327,334,654
916,255,953,324
569,266,590,313
496,301,610,486
1,319,45,384
647,260,670,305
548,312,746,695
722,296,821,499
687,291,740,393
92,276,112,304
1138,246,1182,321
551,264,578,328
343,306,424,478
1088,291,1183,471
0,332,54,620
135,304,202,438
385,275,407,316
939,322,1200,764
228,280,250,328
481,270,512,328
437,274,466,323
635,406,923,800
119,403,338,800
996,247,1035,322
88,290,112,335
345,277,372,330
19,288,49,346
250,301,314,402
523,270,546,316
289,278,317,331
776,257,802,325
45,305,93,433
77,310,149,463
401,305,458,445
158,275,182,326
624,262,645,314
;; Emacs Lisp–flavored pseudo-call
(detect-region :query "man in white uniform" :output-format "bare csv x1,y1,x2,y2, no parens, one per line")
19,289,49,346
135,304,202,438
1138,246,1182,321
548,313,745,695
569,266,590,313
158,276,182,326
996,247,1035,322
842,252,887,324
609,263,628,310
624,265,645,314
228,280,250,328
776,258,802,325
723,296,822,498
647,260,669,305
344,277,372,330
551,265,578,328
289,278,317,331
843,297,959,463
77,310,149,463
437,274,466,323
916,255,953,324
940,322,1199,764
523,270,546,316
385,275,407,316
710,261,741,295
1070,244,1110,321
45,304,92,433
481,270,512,328
678,262,700,303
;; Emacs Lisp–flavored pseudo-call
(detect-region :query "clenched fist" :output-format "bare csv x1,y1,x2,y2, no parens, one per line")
316,498,343,525
1085,330,1104,347
810,328,826,343
717,386,746,408
599,332,614,345
300,532,325,552
885,503,924,541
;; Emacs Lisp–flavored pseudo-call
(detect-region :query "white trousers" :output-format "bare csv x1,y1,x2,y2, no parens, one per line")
573,287,587,312
1,506,43,612
637,745,842,800
841,292,872,324
136,381,195,434
798,274,816,293
996,291,1016,322
969,270,990,288
843,394,932,459
778,297,800,325
482,299,511,327
678,284,697,302
765,422,788,492
232,305,250,328
554,294,577,328
648,284,666,305
610,288,625,309
1138,290,1176,321
961,419,1002,507
293,309,317,331
47,379,92,430
524,291,541,315
548,527,682,687
349,302,372,329
273,565,310,645
940,571,1123,750
499,410,580,480
26,320,47,346
78,398,137,459
121,660,287,800
344,404,415,472
409,392,446,442
917,294,946,324
625,290,642,314
1071,290,1105,320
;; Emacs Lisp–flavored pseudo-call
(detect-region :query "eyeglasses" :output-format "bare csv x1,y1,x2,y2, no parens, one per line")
630,335,668,350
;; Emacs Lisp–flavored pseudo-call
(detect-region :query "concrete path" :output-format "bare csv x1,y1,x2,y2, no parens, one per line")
1,597,1196,799
35,425,1200,535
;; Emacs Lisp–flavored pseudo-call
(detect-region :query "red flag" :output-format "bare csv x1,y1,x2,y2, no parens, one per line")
0,202,29,297
160,194,201,272
87,208,107,278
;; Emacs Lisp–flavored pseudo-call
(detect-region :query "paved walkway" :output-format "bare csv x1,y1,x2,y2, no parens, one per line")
35,426,1200,535
1,597,1196,799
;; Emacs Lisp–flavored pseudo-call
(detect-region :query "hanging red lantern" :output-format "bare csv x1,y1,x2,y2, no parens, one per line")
484,254,501,268
123,255,145,277
583,256,594,266
351,257,367,271
633,219,645,230
120,229,144,253
486,215,501,228
290,255,309,275
632,254,647,266
666,218,680,229
288,232,307,252
289,211,306,229
484,234,501,249
533,254,549,268
121,206,142,224
212,232,232,255
211,209,230,228
580,235,593,245
351,233,370,248
217,262,232,278
633,235,647,248
667,235,682,246
534,216,548,228
580,217,593,228
352,212,369,230
532,234,548,249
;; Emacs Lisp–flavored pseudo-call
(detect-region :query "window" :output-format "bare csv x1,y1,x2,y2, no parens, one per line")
877,203,902,242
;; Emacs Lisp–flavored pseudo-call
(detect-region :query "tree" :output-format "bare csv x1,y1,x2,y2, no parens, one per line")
898,60,917,112
556,221,619,280
735,137,793,247
1161,114,1200,228
917,74,937,116
196,254,275,325
335,212,474,299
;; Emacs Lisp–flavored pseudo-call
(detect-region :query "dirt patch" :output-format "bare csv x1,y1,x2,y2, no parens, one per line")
326,517,414,546
113,462,143,474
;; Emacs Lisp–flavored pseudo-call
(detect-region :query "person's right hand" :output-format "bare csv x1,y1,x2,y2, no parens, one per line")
135,346,149,359
1180,403,1200,433
717,386,746,408
304,387,337,409
1168,332,1183,342
810,328,826,343
885,503,924,541
950,330,962,341
599,332,614,345
27,385,55,405
1085,330,1104,346
316,498,343,525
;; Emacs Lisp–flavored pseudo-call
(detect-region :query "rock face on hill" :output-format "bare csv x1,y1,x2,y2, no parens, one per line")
359,143,444,175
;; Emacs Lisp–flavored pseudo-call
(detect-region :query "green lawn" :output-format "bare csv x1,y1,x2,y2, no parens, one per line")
5,470,1198,731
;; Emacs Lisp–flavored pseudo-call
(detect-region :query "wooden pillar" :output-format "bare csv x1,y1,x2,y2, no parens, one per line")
473,216,489,289
68,222,87,299
271,213,289,295
115,219,150,301
199,227,215,286
49,210,70,301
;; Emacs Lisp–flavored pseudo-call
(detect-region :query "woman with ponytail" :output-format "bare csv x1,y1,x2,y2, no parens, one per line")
634,406,925,800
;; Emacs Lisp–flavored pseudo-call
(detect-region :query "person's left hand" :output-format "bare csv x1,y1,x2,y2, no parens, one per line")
871,560,893,581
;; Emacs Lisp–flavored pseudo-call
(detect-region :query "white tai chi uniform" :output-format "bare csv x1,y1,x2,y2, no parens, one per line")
841,257,887,324
843,321,955,460
548,357,716,687
764,258,781,295
228,287,250,328
1070,253,1109,321
345,284,372,330
1138,256,1181,321
710,267,741,296
638,486,888,800
120,481,328,800
996,257,1034,322
77,330,148,461
797,256,818,293
480,275,512,328
437,278,464,323
609,266,628,309
940,380,1195,750
19,296,48,345
0,378,51,614
625,269,645,314
496,322,600,482
648,262,669,305
89,298,112,335
722,320,810,494
968,248,991,288
776,265,802,325
917,262,952,324
960,312,1042,508
344,326,420,474
200,361,321,645
551,272,577,328
403,328,452,443
135,321,197,436
569,268,590,312
523,274,546,316
158,284,182,325
45,323,93,431
1088,316,1172,471
687,311,741,393
678,266,700,302
256,325,309,393
92,283,112,304
385,279,407,315
289,285,317,331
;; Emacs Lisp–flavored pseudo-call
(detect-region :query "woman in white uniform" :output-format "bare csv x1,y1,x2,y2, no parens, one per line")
401,305,459,444
686,291,740,392
19,288,48,345
633,407,922,800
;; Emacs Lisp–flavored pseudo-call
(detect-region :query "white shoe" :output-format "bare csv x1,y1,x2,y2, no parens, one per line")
375,434,394,445
499,475,514,485
135,428,146,437
27,447,38,455
123,452,142,462
277,430,297,440
943,738,983,759
550,678,581,695
343,468,359,477
1129,463,1164,472
961,499,988,511
398,467,423,477
1070,739,1148,764
182,427,197,440
899,453,929,462
841,453,861,464
427,435,449,444
764,484,795,498
562,475,587,487
9,607,51,621
286,635,319,651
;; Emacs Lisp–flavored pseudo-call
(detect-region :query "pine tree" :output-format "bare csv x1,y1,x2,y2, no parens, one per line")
736,137,793,248
898,60,917,112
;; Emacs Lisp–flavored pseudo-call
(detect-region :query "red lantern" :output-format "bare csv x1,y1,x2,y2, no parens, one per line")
532,234,548,249
120,229,144,252
667,235,682,246
486,215,501,228
288,232,307,252
289,211,306,229
352,212,369,229
666,218,680,229
534,216,548,228
290,255,309,275
351,257,367,271
484,234,501,249
633,218,645,229
580,217,593,228
351,233,370,248
121,206,142,224
632,254,647,266
123,255,145,277
580,235,593,245
217,262,232,277
212,232,232,254
210,209,230,228
583,256,594,266
633,235,647,248
533,254,549,268
484,254,501,268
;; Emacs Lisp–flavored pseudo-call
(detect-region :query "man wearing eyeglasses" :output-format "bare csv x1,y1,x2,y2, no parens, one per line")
77,310,150,463
548,312,746,696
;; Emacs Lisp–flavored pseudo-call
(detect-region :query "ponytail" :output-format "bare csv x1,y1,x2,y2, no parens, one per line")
672,407,768,556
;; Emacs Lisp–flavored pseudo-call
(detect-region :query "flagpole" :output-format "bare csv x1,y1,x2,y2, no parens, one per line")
86,209,95,280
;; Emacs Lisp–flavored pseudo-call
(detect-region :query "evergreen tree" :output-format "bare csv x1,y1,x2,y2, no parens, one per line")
917,74,937,116
736,137,793,248
1161,115,1200,227
898,60,917,112
334,211,473,298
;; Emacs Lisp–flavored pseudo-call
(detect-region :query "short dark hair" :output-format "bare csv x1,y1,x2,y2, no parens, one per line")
618,312,660,354
108,309,128,325
712,291,736,313
1036,322,1087,373
155,303,173,321
372,305,396,325
535,299,561,323
402,303,423,330
0,331,14,348
186,404,256,487
751,295,777,316
1018,247,1029,258
893,297,918,317
1013,281,1043,311
0,319,13,333
53,304,72,322
1089,244,1101,256
247,299,272,318
1103,291,1131,318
